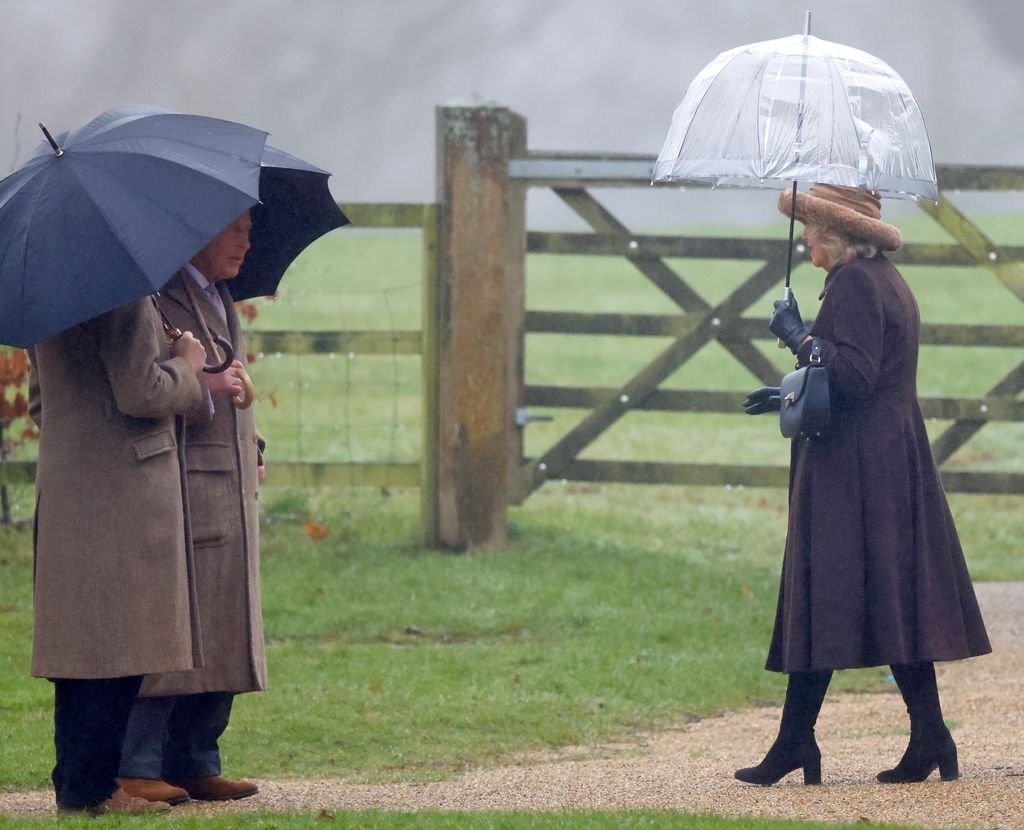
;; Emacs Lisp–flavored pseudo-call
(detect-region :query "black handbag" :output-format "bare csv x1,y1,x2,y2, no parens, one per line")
779,338,830,439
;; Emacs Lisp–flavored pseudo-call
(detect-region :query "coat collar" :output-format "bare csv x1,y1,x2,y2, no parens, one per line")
161,270,235,346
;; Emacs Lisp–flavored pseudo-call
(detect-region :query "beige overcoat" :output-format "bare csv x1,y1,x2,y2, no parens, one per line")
29,299,206,679
141,272,266,696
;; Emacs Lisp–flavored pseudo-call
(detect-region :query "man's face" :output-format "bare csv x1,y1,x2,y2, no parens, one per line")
190,211,252,281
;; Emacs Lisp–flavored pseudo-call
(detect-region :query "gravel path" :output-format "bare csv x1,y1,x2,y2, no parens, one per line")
3,582,1021,827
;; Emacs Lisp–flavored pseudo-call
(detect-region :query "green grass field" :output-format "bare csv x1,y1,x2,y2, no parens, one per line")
0,207,1020,828
0,810,935,830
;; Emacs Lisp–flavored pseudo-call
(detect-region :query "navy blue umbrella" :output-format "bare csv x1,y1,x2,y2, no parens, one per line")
0,104,268,347
226,145,350,302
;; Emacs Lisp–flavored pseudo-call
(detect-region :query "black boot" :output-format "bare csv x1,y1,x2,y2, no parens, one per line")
877,662,959,783
735,670,832,786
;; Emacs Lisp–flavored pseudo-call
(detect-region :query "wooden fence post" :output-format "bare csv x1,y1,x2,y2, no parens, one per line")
431,102,527,550
420,202,442,548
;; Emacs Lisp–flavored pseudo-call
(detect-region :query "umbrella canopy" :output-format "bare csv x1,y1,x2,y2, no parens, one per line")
226,145,349,302
652,33,937,201
0,104,268,348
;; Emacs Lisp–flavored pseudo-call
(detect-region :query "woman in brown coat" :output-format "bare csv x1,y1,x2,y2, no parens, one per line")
738,184,991,786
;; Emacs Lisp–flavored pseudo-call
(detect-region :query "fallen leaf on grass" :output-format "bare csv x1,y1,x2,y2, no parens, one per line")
304,520,330,540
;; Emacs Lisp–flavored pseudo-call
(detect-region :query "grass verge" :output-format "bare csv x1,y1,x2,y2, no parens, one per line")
0,809,935,829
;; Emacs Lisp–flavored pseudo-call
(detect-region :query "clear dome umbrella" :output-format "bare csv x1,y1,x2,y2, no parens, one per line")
653,13,937,292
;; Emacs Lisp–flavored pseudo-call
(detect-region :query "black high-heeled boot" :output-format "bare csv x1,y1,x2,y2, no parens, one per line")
877,662,960,783
735,670,832,786
734,734,822,785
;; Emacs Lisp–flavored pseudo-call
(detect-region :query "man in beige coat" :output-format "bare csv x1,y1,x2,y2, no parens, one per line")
117,211,267,805
29,299,208,815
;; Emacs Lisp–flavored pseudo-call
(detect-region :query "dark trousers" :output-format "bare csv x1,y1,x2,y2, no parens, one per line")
119,692,234,779
52,675,143,809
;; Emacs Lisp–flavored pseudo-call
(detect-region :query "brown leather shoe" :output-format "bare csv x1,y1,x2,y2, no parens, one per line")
91,786,171,814
115,776,190,805
170,775,259,801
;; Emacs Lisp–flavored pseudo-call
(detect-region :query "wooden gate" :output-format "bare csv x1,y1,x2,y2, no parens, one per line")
432,103,1024,549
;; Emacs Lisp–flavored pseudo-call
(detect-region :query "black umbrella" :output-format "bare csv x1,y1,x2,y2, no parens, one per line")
226,145,349,301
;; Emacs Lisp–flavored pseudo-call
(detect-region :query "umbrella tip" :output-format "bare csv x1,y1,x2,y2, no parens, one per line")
38,122,64,157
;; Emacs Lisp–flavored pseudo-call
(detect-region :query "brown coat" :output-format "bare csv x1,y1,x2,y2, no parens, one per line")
767,254,992,673
29,299,206,679
140,272,266,696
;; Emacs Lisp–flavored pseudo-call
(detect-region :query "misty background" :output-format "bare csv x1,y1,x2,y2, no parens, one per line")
3,0,1023,228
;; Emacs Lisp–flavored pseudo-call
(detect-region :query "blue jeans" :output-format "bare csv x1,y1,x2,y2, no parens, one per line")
119,692,234,779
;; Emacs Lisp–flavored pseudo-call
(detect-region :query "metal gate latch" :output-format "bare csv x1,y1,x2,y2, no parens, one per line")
515,408,554,427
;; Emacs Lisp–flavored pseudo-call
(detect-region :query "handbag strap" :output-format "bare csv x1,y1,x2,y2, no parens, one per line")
808,337,823,364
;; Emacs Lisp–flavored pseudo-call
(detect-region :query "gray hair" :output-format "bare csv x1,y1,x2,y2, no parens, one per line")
805,223,878,267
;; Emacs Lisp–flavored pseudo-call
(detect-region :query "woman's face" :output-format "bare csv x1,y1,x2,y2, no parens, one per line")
802,227,831,271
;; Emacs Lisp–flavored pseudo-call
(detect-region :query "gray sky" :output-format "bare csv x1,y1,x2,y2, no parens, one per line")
3,0,1022,226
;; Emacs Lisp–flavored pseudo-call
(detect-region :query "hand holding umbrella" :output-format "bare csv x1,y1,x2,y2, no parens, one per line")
207,360,248,403
769,293,811,355
170,331,208,373
152,295,237,374
152,265,254,409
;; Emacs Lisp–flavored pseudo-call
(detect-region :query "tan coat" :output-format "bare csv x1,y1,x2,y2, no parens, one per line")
141,272,266,696
29,299,206,679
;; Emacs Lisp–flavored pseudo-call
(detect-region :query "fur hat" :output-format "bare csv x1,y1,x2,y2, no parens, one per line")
777,184,903,251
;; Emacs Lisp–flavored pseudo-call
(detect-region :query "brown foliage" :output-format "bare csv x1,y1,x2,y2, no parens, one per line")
0,349,29,387
234,300,260,325
0,347,36,453
303,519,330,541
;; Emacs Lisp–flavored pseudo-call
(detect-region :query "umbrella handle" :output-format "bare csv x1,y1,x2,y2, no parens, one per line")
232,367,255,409
203,336,235,374
158,325,236,370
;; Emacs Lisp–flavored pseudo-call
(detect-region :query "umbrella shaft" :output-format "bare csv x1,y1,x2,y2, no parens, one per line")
784,181,798,288
38,122,64,157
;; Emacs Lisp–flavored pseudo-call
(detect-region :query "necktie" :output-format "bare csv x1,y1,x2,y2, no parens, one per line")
204,282,227,323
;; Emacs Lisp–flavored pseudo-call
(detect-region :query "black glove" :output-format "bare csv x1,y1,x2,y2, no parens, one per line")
743,387,781,415
769,293,811,354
